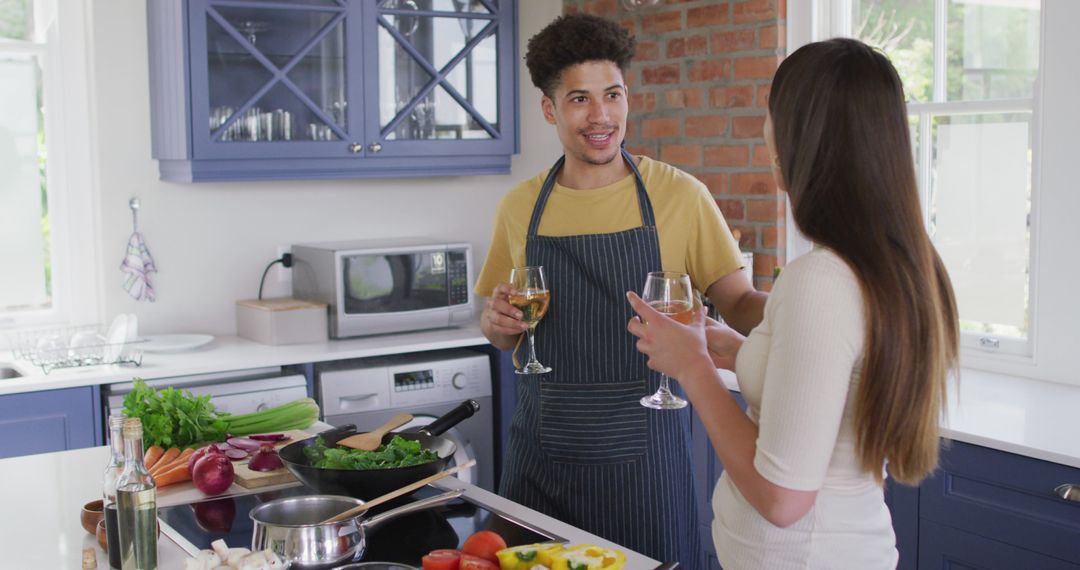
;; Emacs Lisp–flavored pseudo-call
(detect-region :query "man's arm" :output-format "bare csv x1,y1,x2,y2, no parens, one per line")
706,269,767,336
480,283,529,351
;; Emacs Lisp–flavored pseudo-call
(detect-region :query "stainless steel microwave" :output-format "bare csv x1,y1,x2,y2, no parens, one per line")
291,238,474,338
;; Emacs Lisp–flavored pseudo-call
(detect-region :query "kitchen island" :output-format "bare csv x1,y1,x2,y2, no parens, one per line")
0,445,662,569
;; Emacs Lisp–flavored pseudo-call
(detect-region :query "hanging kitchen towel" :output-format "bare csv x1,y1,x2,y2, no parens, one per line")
120,231,157,302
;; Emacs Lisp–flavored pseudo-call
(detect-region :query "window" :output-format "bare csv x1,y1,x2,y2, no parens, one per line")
0,0,97,334
791,0,1039,358
788,0,1080,386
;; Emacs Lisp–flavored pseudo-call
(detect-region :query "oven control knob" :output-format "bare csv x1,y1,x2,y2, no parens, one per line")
451,373,467,390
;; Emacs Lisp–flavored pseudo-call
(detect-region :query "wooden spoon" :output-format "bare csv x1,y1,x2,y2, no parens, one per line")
321,458,476,524
336,412,413,451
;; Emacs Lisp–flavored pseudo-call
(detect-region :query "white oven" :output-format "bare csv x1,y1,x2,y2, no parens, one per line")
104,367,309,419
316,348,495,492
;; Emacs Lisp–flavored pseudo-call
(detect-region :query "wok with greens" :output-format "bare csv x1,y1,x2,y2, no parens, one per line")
302,434,440,470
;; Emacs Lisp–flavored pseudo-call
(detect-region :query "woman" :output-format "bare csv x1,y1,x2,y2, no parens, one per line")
627,38,959,569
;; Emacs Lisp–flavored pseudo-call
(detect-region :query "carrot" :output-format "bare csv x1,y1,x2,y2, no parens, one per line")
151,448,194,477
153,463,192,488
143,446,165,470
153,448,180,472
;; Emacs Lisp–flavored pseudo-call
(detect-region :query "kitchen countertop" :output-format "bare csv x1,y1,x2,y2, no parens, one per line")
718,366,1080,471
0,323,490,396
3,321,1079,471
0,444,661,569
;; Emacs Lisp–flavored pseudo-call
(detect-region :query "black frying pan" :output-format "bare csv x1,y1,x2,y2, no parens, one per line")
279,399,478,500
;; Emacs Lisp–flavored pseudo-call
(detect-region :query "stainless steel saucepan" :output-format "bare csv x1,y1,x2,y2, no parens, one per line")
249,489,463,569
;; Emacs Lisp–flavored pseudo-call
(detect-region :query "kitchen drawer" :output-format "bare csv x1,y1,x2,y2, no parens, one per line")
919,520,1080,569
920,440,1080,563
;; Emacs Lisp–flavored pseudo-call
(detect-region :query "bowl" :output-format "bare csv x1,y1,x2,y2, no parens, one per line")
81,499,104,535
95,518,108,552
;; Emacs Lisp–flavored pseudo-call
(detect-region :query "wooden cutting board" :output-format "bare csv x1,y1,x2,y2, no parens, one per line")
232,429,311,489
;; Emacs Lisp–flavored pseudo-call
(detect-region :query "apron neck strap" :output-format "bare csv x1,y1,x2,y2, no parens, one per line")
527,148,656,238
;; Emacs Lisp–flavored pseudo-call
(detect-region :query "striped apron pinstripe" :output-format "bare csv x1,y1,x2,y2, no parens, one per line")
500,149,703,567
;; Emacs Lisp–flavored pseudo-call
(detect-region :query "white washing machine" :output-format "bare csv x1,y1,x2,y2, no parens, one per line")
316,348,495,492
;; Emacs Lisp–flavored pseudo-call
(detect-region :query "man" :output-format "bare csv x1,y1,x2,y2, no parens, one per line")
475,13,766,567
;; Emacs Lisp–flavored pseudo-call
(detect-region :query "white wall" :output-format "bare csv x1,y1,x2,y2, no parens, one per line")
86,0,562,336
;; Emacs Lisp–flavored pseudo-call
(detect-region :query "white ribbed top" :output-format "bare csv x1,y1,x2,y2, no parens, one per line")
713,247,898,569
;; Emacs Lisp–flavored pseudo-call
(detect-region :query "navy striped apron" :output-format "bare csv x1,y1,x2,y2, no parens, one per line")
500,149,702,567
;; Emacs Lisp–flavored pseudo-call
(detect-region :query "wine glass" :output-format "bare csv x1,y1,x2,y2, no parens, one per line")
509,266,552,375
640,271,694,409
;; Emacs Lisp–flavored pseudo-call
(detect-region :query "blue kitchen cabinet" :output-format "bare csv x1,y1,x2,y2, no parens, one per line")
148,0,518,182
0,386,101,459
918,439,1080,568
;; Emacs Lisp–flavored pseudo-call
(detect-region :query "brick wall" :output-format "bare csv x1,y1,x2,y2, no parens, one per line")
562,0,787,290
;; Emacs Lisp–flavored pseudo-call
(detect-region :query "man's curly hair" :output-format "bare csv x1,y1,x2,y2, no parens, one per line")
525,13,637,99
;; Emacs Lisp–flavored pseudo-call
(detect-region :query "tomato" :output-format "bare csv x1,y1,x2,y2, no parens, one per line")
461,530,507,564
422,549,462,570
459,554,500,570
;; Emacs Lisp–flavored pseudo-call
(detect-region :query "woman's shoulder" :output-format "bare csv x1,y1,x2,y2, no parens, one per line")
774,248,862,301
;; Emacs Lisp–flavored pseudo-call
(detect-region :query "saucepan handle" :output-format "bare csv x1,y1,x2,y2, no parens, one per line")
360,489,465,532
419,400,479,437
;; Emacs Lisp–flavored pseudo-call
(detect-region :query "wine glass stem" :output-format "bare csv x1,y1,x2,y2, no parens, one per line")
525,327,540,366
658,373,675,396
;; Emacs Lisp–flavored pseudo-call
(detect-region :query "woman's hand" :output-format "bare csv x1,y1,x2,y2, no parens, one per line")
626,291,715,383
704,317,746,371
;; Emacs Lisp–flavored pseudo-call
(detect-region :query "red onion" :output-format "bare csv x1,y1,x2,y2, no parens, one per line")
192,454,235,495
188,445,223,474
248,444,284,472
223,448,249,461
226,437,263,451
248,433,289,442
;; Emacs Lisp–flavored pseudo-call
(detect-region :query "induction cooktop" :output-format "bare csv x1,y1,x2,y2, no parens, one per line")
158,485,563,566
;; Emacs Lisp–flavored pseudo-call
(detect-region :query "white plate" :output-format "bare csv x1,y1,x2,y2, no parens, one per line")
139,334,214,353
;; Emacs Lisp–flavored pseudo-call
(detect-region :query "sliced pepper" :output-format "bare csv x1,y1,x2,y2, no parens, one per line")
495,543,564,570
550,544,626,570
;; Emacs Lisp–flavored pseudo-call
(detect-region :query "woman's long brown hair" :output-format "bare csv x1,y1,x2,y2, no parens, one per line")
768,39,959,485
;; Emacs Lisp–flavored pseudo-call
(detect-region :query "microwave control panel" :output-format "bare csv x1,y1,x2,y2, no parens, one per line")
448,249,469,306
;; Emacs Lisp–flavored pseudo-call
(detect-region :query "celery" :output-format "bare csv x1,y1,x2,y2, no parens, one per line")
223,398,320,436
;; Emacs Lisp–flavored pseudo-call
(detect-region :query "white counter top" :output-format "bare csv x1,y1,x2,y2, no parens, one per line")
0,323,489,396
718,367,1080,471
0,445,661,569
4,321,1079,473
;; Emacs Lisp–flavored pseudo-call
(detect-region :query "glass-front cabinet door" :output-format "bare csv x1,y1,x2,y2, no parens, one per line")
188,0,361,159
361,0,515,157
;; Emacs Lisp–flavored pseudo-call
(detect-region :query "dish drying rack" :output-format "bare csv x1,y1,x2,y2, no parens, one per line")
8,325,144,374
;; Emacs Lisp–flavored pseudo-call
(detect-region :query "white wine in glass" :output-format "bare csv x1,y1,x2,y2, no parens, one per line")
640,271,693,409
510,266,552,374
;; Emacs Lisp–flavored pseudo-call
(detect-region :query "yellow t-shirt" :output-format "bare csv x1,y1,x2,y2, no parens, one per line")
475,155,743,296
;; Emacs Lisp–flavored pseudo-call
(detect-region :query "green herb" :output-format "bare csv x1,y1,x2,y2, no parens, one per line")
303,435,440,470
516,551,538,562
122,379,227,448
122,379,320,449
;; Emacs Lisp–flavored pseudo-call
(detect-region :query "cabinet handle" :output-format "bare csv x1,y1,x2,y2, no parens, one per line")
368,142,383,153
349,142,363,154
1056,483,1080,503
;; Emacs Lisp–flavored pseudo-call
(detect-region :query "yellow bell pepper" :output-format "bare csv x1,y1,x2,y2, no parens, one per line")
496,543,564,570
550,544,626,570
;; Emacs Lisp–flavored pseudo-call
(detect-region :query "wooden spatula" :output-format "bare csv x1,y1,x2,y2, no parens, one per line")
320,458,477,524
337,412,413,451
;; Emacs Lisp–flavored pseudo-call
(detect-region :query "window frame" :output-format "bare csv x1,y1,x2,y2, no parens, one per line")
788,0,1045,365
0,0,100,338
